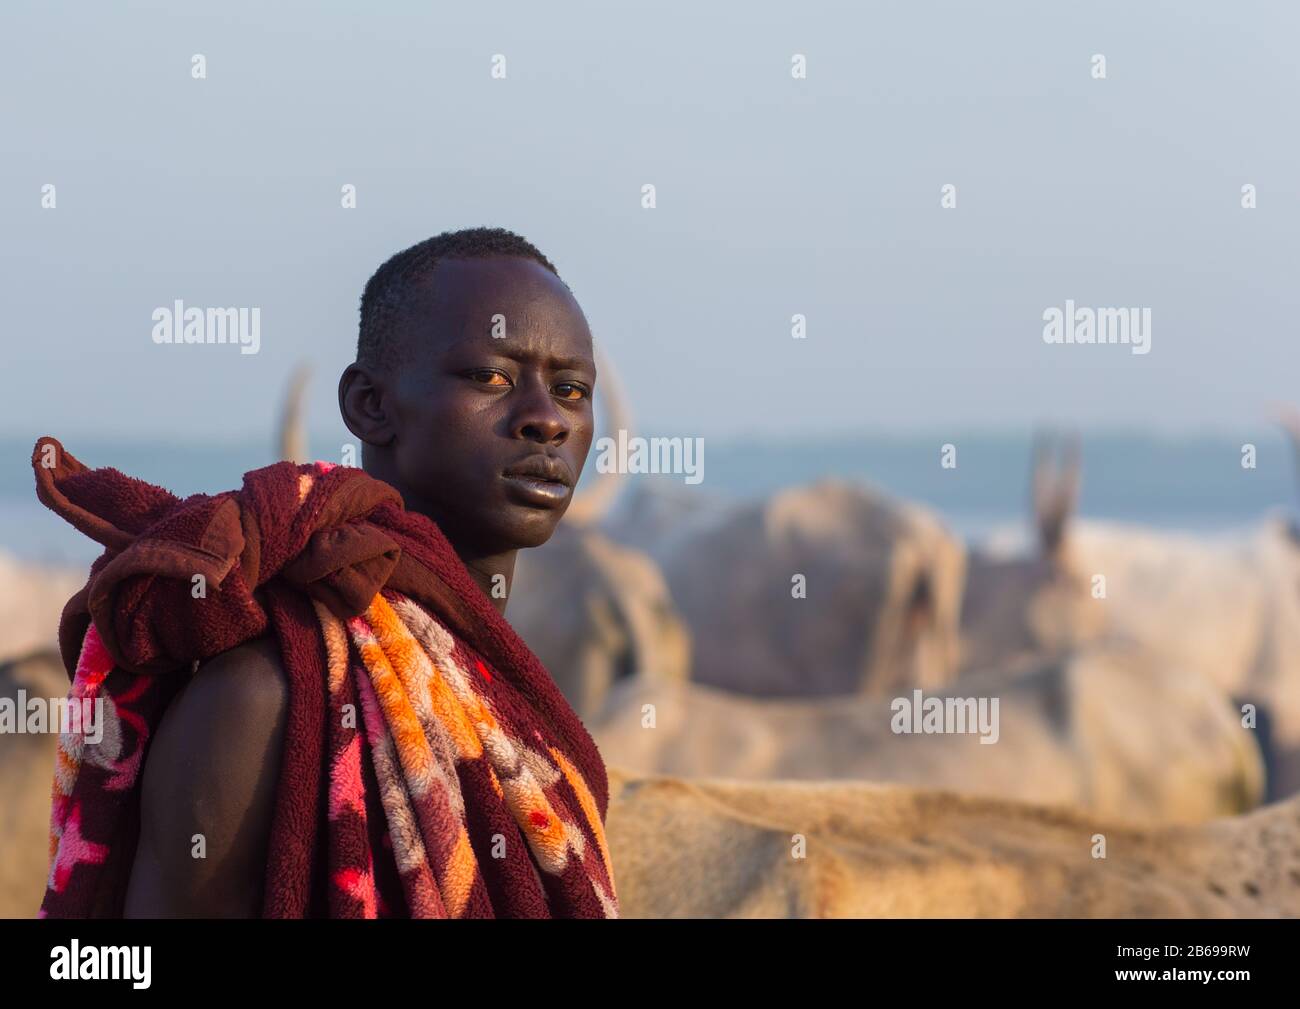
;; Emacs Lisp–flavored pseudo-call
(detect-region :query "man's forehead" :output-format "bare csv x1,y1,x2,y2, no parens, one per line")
400,257,593,363
441,320,593,358
414,256,570,311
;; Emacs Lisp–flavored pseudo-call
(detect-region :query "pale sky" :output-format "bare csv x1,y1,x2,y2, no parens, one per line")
2,0,1297,445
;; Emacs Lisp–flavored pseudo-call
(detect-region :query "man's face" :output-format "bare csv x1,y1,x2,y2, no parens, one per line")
379,256,597,555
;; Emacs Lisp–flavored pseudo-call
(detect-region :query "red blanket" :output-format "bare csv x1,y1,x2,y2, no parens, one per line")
31,436,617,918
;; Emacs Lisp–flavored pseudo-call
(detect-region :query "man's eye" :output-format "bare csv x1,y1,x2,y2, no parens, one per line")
468,370,510,386
555,383,589,401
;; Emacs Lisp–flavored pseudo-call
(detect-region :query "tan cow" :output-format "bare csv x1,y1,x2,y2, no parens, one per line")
961,433,1300,799
622,478,967,698
592,642,1263,825
605,766,1300,918
1063,517,1300,797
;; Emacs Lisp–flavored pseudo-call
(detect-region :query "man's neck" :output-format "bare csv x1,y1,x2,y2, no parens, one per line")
459,550,516,615
362,461,516,615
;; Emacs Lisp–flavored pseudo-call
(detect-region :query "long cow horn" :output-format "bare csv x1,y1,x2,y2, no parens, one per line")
278,363,312,463
1030,428,1080,561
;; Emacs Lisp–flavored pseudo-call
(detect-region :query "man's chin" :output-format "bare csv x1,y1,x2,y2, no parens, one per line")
506,513,566,550
491,500,568,551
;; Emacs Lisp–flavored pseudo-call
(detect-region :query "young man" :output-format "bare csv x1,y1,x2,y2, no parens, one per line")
35,227,615,918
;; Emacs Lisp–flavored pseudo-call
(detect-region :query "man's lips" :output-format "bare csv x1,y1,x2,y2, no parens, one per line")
501,455,574,508
502,455,574,486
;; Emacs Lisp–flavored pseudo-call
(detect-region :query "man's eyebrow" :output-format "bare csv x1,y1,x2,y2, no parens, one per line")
546,354,596,371
480,344,595,371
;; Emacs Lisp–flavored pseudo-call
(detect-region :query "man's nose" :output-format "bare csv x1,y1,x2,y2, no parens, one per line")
510,378,569,445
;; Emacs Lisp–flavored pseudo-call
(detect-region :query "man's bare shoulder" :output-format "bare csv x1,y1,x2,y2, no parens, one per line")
150,637,291,774
178,637,291,727
124,636,290,916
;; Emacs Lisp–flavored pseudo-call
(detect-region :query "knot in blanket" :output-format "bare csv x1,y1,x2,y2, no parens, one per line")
33,435,403,673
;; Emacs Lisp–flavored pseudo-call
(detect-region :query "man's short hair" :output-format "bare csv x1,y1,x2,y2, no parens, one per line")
357,226,561,371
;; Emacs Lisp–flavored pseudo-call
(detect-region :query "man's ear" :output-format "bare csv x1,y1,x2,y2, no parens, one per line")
338,363,396,447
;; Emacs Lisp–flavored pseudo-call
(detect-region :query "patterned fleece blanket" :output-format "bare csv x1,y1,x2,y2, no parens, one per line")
31,436,618,918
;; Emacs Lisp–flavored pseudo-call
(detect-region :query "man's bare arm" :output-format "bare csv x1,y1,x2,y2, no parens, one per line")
123,637,289,918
